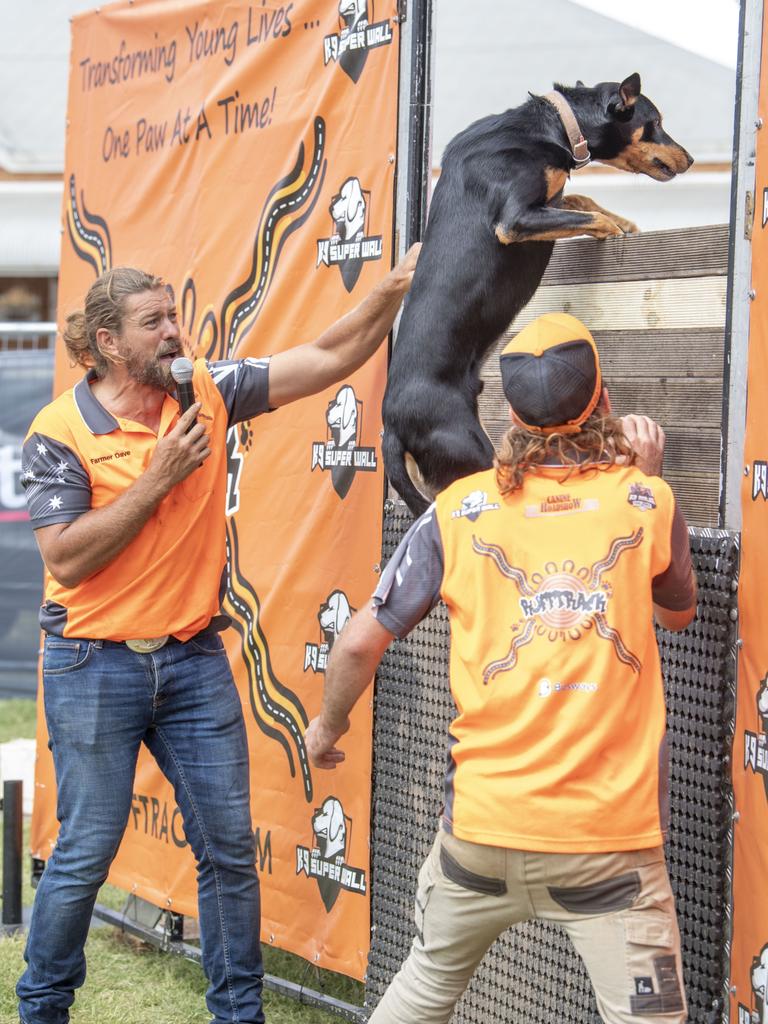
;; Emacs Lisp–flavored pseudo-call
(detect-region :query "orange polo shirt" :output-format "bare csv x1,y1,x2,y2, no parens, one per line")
375,465,694,853
22,357,270,641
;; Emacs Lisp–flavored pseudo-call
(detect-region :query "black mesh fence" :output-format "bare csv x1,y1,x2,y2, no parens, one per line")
367,503,737,1024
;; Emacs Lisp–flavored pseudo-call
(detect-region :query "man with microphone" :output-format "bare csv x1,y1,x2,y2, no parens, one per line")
17,251,418,1024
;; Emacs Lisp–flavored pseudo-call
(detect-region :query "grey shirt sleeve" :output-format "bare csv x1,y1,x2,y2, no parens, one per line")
652,500,696,611
207,358,271,426
22,433,92,528
372,505,445,638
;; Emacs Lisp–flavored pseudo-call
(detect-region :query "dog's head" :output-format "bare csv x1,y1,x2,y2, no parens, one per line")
319,590,353,643
339,0,367,29
752,945,768,1021
460,491,487,517
330,177,367,241
326,385,358,448
570,73,693,181
312,797,347,860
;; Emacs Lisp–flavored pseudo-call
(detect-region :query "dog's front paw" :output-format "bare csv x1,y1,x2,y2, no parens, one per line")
613,216,639,235
588,218,625,240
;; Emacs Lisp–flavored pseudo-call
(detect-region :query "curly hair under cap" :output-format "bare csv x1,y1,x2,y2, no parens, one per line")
495,409,636,496
61,267,163,376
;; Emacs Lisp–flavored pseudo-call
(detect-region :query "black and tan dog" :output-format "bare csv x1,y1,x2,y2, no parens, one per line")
382,73,693,516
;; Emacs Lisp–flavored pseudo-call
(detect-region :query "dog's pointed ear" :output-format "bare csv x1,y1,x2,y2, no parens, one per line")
616,73,641,111
342,388,356,432
575,79,585,88
329,801,345,844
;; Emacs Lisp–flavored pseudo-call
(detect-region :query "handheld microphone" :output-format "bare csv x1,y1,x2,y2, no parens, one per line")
170,357,196,431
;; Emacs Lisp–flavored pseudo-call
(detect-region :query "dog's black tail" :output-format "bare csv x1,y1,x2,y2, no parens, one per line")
382,430,430,519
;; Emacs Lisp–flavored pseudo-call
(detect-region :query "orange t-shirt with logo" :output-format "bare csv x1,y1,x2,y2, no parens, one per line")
375,464,691,853
21,358,270,642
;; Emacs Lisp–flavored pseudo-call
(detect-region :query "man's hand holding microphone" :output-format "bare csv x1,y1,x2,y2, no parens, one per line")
145,357,210,494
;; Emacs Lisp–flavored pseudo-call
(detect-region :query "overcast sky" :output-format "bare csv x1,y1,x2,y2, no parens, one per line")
570,0,740,68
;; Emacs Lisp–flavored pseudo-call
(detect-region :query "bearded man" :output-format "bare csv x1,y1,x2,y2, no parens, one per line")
18,250,418,1024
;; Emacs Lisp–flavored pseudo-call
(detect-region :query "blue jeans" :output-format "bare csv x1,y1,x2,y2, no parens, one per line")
17,631,264,1024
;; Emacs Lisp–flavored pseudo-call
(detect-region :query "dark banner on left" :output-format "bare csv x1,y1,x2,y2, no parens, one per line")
0,348,54,696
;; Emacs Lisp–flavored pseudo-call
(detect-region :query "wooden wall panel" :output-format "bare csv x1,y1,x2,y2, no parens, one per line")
478,225,728,528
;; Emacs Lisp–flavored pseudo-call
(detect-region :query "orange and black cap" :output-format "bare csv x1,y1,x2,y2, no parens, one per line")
500,313,602,435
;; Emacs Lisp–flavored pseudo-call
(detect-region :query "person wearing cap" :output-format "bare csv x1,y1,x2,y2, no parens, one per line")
305,312,697,1024
17,250,419,1024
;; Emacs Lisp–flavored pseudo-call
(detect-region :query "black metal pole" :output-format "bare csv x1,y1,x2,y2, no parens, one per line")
2,779,23,930
405,0,433,247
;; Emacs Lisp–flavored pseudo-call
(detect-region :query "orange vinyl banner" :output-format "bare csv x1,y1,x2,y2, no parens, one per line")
730,7,768,1019
30,0,402,979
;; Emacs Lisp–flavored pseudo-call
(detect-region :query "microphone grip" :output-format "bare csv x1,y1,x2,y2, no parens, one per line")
176,380,197,432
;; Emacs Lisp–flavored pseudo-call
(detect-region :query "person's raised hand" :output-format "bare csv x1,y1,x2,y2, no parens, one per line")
389,242,422,293
620,414,665,476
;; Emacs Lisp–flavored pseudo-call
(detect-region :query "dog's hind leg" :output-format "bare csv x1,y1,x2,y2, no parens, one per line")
560,194,638,235
404,452,437,506
382,430,433,518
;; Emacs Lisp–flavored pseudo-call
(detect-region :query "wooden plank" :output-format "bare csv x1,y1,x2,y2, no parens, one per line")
593,330,724,377
661,472,720,528
481,329,725,378
479,376,722,429
605,378,722,426
541,224,729,286
504,276,727,333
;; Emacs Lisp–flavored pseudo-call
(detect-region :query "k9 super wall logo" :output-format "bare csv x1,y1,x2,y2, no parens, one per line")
304,590,355,674
316,177,383,292
310,385,378,499
296,797,367,912
738,942,768,1023
451,490,500,522
323,0,393,83
744,671,768,800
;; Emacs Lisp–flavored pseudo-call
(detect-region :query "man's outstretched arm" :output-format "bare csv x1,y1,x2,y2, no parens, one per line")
266,244,420,407
305,606,395,769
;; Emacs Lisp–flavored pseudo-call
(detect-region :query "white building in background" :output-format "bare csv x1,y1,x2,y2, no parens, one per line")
0,0,740,325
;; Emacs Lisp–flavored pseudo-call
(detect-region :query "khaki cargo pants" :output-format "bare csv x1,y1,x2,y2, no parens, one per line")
369,830,686,1024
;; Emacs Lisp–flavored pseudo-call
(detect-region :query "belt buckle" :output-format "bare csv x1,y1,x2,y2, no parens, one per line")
125,635,169,654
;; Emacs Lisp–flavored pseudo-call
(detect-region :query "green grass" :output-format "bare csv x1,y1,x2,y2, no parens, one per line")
0,700,365,1023
0,699,36,744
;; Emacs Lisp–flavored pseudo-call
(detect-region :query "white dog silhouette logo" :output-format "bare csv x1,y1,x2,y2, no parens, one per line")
313,797,347,860
304,590,355,674
745,671,768,799
331,177,366,243
296,796,367,911
320,590,353,642
316,177,382,292
322,0,393,83
751,944,768,1023
327,385,359,449
310,384,378,499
